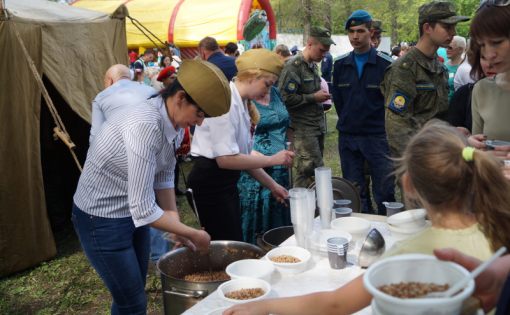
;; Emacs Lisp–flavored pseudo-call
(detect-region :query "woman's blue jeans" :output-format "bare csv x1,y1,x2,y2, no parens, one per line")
72,204,150,315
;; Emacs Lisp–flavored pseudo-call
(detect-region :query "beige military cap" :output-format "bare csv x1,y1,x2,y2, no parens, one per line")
235,48,284,76
177,60,231,117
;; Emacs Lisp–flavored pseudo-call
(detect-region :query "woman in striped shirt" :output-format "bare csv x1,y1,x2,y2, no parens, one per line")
72,60,231,315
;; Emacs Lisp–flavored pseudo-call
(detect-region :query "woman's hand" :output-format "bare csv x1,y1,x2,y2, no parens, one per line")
182,229,210,252
468,134,487,149
270,150,294,167
270,183,289,204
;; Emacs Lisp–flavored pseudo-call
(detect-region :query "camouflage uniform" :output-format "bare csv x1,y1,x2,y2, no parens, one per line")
381,47,449,157
278,54,325,188
381,1,469,157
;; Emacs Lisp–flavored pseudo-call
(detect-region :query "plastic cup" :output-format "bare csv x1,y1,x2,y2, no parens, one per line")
326,237,349,269
384,202,404,217
334,207,352,218
334,199,352,207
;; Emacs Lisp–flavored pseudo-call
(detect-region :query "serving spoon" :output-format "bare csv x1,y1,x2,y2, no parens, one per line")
426,246,507,298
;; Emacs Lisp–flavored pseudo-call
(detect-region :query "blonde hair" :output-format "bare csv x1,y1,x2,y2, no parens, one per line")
397,120,510,251
236,69,276,126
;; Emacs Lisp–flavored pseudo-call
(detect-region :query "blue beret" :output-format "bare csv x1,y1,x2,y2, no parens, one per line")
345,10,372,30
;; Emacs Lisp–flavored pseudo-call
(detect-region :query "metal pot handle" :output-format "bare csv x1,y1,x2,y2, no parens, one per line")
164,287,208,299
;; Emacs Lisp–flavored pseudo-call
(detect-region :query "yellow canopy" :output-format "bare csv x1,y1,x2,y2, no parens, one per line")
72,0,277,50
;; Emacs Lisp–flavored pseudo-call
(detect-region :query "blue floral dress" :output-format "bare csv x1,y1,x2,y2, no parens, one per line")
238,86,291,244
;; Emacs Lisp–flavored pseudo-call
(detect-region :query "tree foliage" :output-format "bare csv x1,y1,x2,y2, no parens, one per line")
272,0,479,45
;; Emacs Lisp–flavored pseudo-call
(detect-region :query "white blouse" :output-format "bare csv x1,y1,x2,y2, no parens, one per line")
191,80,253,158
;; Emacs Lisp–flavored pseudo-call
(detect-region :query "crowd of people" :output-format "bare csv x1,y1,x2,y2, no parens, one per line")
72,0,510,314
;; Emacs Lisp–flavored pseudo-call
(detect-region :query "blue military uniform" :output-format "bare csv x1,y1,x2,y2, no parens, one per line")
331,47,395,213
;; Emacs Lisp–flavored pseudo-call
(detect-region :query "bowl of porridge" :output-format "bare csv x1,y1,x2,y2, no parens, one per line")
363,254,474,315
265,246,311,275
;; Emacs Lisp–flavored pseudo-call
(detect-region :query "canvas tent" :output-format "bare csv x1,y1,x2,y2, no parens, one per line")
72,0,277,58
0,0,128,276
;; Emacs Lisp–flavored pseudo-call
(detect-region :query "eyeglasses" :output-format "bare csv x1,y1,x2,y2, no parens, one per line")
477,0,510,11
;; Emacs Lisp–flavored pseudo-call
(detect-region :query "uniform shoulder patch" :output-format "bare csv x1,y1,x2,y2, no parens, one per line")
284,79,299,93
388,91,409,113
377,51,394,63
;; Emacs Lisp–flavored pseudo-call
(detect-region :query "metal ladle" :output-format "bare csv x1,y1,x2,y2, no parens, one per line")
358,228,386,268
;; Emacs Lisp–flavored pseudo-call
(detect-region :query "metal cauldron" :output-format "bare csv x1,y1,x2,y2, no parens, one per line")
256,226,294,252
157,240,264,315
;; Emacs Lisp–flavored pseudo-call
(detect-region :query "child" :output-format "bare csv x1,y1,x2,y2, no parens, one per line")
224,120,510,315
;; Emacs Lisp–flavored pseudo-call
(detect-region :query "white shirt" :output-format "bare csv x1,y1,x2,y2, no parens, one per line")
74,96,183,227
453,58,474,91
191,81,253,158
90,79,156,144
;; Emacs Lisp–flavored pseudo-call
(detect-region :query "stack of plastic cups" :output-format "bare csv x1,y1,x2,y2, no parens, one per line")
326,237,349,269
314,167,333,229
289,188,312,248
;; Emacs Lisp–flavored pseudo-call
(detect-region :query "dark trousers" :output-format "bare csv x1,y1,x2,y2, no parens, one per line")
72,204,150,315
188,157,242,241
338,133,395,214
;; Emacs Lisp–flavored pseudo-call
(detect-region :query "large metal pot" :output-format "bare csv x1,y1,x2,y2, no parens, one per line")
157,240,264,315
256,226,294,252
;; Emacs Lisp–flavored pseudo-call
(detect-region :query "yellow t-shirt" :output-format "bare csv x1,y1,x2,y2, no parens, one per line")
383,224,493,261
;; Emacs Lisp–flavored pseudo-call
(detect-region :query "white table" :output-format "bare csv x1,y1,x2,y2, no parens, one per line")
183,213,395,315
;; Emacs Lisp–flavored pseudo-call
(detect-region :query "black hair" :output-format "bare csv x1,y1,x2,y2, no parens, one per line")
225,42,238,55
161,80,195,104
160,80,210,117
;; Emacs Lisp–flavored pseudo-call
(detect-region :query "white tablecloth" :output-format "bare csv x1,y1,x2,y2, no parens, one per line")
183,213,395,315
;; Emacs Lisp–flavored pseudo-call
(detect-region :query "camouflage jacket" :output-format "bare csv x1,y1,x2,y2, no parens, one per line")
277,54,325,135
381,47,448,155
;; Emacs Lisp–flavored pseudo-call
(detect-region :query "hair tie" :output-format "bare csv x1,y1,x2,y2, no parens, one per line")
462,147,475,162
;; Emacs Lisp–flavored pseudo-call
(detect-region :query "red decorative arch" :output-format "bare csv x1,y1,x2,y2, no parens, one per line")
168,0,185,44
237,0,277,41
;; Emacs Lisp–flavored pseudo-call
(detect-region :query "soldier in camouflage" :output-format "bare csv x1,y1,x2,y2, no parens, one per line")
381,1,469,157
277,26,335,188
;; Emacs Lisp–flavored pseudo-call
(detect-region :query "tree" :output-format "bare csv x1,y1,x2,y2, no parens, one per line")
273,0,479,46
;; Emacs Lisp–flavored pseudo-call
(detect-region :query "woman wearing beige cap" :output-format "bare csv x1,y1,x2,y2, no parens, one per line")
189,49,294,241
71,60,231,314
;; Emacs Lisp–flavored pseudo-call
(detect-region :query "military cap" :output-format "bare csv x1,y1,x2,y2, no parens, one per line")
371,19,385,33
177,60,231,117
310,26,336,46
235,48,284,76
157,66,176,82
419,1,470,24
345,10,372,30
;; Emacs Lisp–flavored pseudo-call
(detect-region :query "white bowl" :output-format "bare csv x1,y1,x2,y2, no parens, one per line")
265,246,311,275
387,209,427,229
331,217,371,239
364,254,474,315
217,278,271,304
226,259,275,281
310,229,353,252
388,221,431,236
206,307,229,315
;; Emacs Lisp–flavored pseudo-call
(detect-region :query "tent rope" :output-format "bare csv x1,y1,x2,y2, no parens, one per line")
12,24,83,172
127,15,167,50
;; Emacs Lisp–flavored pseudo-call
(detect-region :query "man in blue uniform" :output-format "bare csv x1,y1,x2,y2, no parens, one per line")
331,10,395,214
198,36,237,81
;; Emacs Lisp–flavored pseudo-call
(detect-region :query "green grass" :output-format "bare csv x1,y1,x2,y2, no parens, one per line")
0,111,341,314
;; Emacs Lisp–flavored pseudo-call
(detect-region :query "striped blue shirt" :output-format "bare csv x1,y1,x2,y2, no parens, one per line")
74,96,182,227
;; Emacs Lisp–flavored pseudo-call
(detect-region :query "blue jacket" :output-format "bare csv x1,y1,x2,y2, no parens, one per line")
207,51,237,81
321,52,333,83
331,48,392,135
